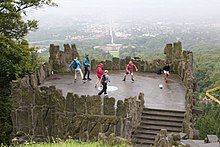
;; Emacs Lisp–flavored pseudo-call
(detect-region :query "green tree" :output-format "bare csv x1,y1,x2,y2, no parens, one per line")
196,104,220,139
0,0,56,39
0,0,55,144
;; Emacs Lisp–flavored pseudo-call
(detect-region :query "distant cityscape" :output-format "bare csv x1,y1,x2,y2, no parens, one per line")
27,15,220,55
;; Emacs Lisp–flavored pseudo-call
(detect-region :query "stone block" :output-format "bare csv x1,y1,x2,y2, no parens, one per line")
29,73,38,88
164,43,173,63
63,113,76,137
79,119,89,141
16,108,31,134
86,95,101,115
89,121,102,140
33,106,43,136
64,44,75,65
42,108,56,137
112,57,120,70
20,77,34,107
104,97,115,115
91,59,98,71
75,95,86,114
104,60,112,70
42,63,52,77
37,65,46,84
144,61,149,72
125,56,131,64
54,113,67,138
11,81,22,109
173,41,182,59
115,118,123,136
120,58,126,70
65,93,75,112
139,60,145,72
104,124,115,136
116,100,126,117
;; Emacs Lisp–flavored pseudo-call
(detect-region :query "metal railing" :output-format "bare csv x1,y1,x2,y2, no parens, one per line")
205,86,220,104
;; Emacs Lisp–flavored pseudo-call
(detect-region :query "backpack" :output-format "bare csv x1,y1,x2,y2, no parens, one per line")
72,61,77,69
101,74,106,84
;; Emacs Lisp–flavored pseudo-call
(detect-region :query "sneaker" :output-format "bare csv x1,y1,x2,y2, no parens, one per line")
132,79,134,82
83,78,87,80
87,78,92,81
104,94,108,96
74,79,76,83
95,84,97,88
122,78,126,81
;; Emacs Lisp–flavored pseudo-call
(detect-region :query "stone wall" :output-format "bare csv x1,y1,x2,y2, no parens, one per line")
48,44,165,73
90,57,163,73
49,44,79,74
163,41,197,139
11,42,197,142
11,67,144,142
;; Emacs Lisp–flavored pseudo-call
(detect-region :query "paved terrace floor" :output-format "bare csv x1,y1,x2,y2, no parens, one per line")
40,71,186,111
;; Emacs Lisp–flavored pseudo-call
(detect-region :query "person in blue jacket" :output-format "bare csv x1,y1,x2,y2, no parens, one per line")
67,57,84,81
83,54,91,80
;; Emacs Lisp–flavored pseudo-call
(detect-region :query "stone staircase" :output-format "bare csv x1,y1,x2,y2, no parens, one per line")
132,108,185,147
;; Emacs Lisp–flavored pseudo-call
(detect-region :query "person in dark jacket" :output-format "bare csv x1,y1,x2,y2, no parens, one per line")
163,63,170,83
98,70,110,96
83,54,91,80
95,63,104,88
122,60,138,82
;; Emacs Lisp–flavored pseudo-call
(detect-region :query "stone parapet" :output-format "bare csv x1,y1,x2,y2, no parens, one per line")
49,44,79,74
11,74,144,142
163,41,197,139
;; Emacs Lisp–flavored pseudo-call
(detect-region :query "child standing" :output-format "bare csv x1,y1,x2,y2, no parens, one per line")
163,63,170,83
83,54,91,80
98,70,110,96
122,60,138,82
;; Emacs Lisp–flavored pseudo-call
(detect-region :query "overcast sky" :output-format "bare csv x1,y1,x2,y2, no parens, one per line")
27,0,220,24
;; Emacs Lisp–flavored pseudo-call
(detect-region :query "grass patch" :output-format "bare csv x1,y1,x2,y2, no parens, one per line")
10,139,128,147
109,51,119,58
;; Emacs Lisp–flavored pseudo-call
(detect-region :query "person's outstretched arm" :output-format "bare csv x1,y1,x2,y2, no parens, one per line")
134,64,138,71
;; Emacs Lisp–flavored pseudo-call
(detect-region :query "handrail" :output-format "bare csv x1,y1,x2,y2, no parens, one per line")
205,86,220,104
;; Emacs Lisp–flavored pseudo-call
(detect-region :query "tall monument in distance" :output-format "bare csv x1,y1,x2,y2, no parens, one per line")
93,19,122,57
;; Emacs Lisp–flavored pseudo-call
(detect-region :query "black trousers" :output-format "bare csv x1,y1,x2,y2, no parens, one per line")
98,83,107,95
84,66,90,79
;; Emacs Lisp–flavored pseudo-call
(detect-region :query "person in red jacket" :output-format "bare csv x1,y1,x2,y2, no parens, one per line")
95,63,104,88
123,60,138,82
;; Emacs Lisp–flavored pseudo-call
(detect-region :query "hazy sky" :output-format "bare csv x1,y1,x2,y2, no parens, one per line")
27,0,220,25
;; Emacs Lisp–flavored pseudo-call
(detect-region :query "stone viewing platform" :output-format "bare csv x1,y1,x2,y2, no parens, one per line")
40,71,186,111
11,41,199,145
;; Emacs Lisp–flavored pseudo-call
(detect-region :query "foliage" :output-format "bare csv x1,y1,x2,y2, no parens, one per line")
193,49,220,98
8,139,128,147
0,0,56,145
0,0,56,39
0,35,40,144
195,104,220,139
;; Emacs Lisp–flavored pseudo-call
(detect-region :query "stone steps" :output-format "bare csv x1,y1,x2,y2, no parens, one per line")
132,108,185,147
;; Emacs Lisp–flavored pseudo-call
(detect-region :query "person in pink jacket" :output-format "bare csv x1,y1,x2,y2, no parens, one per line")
95,63,104,88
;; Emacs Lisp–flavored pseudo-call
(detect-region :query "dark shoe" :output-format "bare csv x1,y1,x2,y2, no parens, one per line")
122,78,125,81
95,84,97,88
132,79,134,82
83,78,87,80
87,78,92,81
